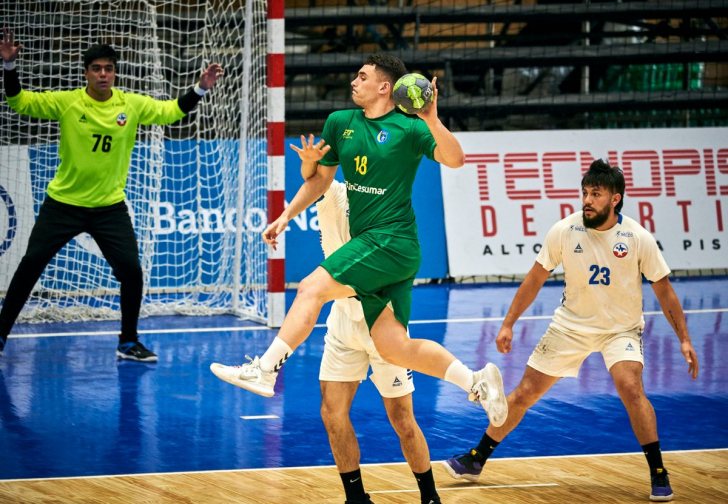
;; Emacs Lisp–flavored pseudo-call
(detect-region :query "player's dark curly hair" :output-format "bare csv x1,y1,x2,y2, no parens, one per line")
364,54,407,87
83,44,118,69
581,159,625,213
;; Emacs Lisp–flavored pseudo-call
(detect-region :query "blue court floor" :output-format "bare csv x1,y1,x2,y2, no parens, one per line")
0,277,726,480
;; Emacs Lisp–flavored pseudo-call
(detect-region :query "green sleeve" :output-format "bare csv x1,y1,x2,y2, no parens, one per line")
411,118,437,161
318,113,341,167
5,89,66,120
130,93,186,125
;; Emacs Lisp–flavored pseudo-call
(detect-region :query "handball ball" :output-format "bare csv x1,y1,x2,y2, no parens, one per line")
393,73,434,114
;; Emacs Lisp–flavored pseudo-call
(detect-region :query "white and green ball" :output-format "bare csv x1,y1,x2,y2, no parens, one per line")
393,73,434,114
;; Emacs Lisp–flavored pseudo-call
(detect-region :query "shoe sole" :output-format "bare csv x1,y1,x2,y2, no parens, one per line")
650,495,674,502
480,363,508,428
116,350,158,363
440,460,480,482
209,363,275,397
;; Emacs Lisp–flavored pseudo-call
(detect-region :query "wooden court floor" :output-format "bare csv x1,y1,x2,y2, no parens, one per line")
1,449,725,503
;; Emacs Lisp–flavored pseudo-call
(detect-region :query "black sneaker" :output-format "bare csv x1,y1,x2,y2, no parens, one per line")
442,448,484,482
117,342,158,362
650,468,674,501
345,494,374,504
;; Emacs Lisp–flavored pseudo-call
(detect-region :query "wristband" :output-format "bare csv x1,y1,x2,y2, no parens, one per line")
3,60,16,71
194,83,207,96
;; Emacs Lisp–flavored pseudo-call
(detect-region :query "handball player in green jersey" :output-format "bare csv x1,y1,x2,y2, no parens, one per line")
0,28,223,362
211,54,509,430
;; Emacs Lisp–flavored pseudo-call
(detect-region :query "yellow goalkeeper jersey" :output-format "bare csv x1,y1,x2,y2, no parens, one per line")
6,87,185,208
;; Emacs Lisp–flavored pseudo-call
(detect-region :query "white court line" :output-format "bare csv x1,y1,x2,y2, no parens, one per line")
0,447,724,483
8,307,727,339
370,482,558,495
8,325,271,339
240,415,279,420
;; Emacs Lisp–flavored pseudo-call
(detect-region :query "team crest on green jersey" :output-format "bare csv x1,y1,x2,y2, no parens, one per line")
116,113,127,126
376,129,389,144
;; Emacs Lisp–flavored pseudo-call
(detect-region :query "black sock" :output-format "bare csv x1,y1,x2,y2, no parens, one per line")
413,467,439,503
474,432,500,462
340,469,367,502
642,441,665,474
118,333,139,345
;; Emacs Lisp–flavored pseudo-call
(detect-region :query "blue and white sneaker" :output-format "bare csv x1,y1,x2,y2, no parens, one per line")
650,468,673,501
442,449,484,482
116,341,158,362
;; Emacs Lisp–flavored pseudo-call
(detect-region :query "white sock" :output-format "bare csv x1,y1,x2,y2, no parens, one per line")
444,359,475,393
259,337,293,373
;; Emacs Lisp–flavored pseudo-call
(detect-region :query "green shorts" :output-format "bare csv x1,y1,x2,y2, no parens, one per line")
320,232,421,330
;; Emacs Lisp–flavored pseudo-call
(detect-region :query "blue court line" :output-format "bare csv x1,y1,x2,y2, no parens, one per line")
9,307,728,338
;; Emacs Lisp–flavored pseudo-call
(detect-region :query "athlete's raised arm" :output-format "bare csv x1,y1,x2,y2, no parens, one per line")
291,133,331,180
417,77,465,169
2,28,24,99
0,27,23,64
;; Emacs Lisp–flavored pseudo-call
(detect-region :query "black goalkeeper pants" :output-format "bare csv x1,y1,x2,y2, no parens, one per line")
0,196,143,344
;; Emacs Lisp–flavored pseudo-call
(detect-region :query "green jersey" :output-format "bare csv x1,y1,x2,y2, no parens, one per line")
319,109,436,239
6,88,185,208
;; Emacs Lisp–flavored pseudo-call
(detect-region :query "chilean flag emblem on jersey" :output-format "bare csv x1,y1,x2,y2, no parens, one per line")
116,113,127,126
613,242,629,258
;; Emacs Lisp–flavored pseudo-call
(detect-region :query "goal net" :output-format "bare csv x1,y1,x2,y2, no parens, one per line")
0,1,274,325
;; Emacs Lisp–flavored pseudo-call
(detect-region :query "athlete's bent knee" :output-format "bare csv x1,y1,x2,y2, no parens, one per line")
296,274,330,304
509,383,541,411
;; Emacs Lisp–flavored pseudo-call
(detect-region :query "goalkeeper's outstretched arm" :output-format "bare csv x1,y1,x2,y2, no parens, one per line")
1,27,23,98
2,26,223,113
177,63,224,113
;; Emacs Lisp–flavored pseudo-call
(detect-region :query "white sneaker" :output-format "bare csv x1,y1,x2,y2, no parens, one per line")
210,355,277,397
470,363,508,427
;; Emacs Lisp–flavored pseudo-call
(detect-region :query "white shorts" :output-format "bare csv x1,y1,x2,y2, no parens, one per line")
319,303,415,398
527,324,644,378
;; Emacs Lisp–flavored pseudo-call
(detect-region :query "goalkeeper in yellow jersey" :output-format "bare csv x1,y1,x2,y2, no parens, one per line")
0,28,223,361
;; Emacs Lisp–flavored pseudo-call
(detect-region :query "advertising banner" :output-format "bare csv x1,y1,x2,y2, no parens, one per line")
442,128,728,276
0,139,449,296
0,146,35,291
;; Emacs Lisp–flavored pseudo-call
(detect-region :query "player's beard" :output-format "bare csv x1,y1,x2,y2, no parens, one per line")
582,205,611,229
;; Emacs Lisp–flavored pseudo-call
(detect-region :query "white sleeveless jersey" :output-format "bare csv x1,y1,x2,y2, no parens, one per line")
536,211,670,334
316,180,365,322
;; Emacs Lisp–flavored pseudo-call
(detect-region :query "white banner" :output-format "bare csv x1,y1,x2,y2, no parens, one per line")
442,128,728,276
0,145,35,291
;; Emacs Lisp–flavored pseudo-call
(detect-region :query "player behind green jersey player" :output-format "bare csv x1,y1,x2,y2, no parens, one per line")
211,54,508,430
0,28,223,361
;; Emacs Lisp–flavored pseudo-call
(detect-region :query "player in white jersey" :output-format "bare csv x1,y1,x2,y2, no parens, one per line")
444,160,699,503
316,179,441,504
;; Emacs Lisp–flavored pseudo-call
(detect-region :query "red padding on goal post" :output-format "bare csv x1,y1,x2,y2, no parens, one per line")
267,0,284,19
268,190,285,223
267,53,285,88
268,258,285,293
267,122,285,156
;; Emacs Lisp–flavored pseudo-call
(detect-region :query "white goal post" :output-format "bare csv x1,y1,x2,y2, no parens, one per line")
0,0,285,327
